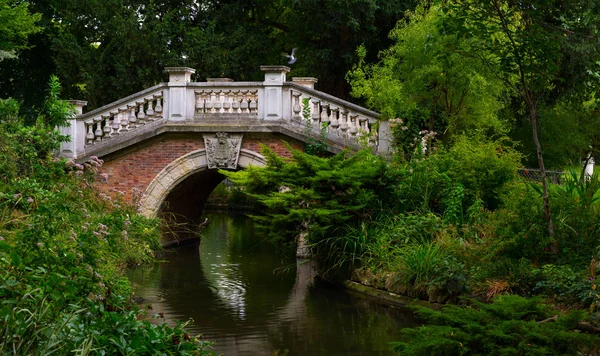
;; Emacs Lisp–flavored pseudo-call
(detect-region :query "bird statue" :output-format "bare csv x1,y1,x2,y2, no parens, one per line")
283,48,297,64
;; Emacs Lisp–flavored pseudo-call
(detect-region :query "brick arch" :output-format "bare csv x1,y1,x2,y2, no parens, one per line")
139,148,267,217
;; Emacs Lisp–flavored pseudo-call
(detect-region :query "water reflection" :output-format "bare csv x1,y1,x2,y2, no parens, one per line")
127,213,416,355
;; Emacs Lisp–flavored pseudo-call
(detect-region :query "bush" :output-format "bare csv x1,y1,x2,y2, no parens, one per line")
223,145,390,272
392,295,597,355
0,81,213,354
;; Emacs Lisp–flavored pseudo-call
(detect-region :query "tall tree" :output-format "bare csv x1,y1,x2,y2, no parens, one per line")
348,4,507,158
1,0,420,111
440,0,600,238
0,0,40,60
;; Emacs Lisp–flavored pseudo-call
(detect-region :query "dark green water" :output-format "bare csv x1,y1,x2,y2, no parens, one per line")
127,213,416,356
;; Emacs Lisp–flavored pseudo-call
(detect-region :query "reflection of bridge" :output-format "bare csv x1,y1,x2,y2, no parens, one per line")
59,66,389,226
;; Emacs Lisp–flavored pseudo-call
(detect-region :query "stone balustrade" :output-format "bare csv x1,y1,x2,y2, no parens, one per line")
287,85,379,148
60,65,390,160
194,88,259,116
84,90,164,145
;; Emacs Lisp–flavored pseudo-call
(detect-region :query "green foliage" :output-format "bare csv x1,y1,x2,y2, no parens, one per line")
0,0,40,59
393,242,450,294
549,171,600,267
223,144,389,272
348,4,507,155
302,97,328,155
0,83,213,354
0,0,419,110
392,136,521,218
532,264,593,307
436,136,521,211
393,295,596,355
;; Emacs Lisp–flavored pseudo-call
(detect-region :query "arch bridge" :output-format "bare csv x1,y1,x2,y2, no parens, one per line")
59,66,390,232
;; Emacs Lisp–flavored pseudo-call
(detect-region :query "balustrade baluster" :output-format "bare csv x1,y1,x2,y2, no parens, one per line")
320,104,330,133
154,95,163,118
311,99,320,131
340,110,349,137
119,108,129,131
359,117,369,143
94,118,103,143
240,90,249,113
370,127,378,147
146,98,155,120
222,90,232,113
128,105,137,128
292,92,302,122
86,121,95,145
330,107,339,136
207,91,216,113
136,101,146,124
111,110,120,135
214,90,222,113
232,90,241,114
201,91,210,114
349,114,359,137
102,115,112,137
195,91,203,114
249,90,258,114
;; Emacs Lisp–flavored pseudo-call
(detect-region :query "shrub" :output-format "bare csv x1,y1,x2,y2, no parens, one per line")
223,144,390,272
392,295,597,355
0,81,213,354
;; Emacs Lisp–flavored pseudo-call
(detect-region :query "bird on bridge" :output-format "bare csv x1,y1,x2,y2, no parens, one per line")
283,48,297,64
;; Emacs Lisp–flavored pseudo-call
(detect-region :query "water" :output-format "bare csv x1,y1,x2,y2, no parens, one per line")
127,213,417,355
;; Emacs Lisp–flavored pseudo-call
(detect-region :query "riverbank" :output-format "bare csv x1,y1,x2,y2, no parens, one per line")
340,279,442,310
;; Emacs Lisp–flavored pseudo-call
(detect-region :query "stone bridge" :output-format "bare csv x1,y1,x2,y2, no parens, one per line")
59,66,389,229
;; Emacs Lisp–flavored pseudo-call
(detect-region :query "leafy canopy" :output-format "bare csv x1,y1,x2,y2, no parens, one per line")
0,0,40,60
348,4,508,148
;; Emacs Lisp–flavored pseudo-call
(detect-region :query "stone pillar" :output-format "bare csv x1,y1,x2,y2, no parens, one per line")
292,77,318,90
377,120,393,159
261,65,290,120
165,67,195,122
61,100,87,159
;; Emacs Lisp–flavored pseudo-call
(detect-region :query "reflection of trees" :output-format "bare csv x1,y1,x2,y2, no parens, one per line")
128,213,417,355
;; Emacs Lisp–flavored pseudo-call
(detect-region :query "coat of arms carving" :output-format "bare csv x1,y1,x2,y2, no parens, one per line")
203,132,243,169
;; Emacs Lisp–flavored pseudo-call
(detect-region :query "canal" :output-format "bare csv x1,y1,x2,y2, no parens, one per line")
127,213,416,355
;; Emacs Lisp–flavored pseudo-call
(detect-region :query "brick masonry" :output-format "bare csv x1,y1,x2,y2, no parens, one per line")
96,132,303,204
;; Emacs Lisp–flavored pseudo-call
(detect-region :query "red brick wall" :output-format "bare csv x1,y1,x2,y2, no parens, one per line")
96,133,302,203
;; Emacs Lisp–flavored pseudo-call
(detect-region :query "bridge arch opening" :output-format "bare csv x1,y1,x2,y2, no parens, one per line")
139,149,266,240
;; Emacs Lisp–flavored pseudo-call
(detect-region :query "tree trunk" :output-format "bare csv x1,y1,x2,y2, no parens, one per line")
529,103,554,238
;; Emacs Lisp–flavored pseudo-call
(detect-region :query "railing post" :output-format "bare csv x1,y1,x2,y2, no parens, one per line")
165,67,196,122
377,120,393,158
261,65,290,120
61,100,87,159
291,77,318,90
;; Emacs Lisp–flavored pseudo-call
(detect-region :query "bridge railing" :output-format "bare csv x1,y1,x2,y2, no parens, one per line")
61,66,391,159
62,85,168,159
284,82,380,149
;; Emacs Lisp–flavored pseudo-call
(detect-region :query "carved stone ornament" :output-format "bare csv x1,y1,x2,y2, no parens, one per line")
203,132,243,169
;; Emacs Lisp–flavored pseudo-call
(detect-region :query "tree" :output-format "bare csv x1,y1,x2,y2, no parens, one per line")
1,0,420,111
0,0,40,60
440,0,600,238
347,4,508,158
277,0,420,98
